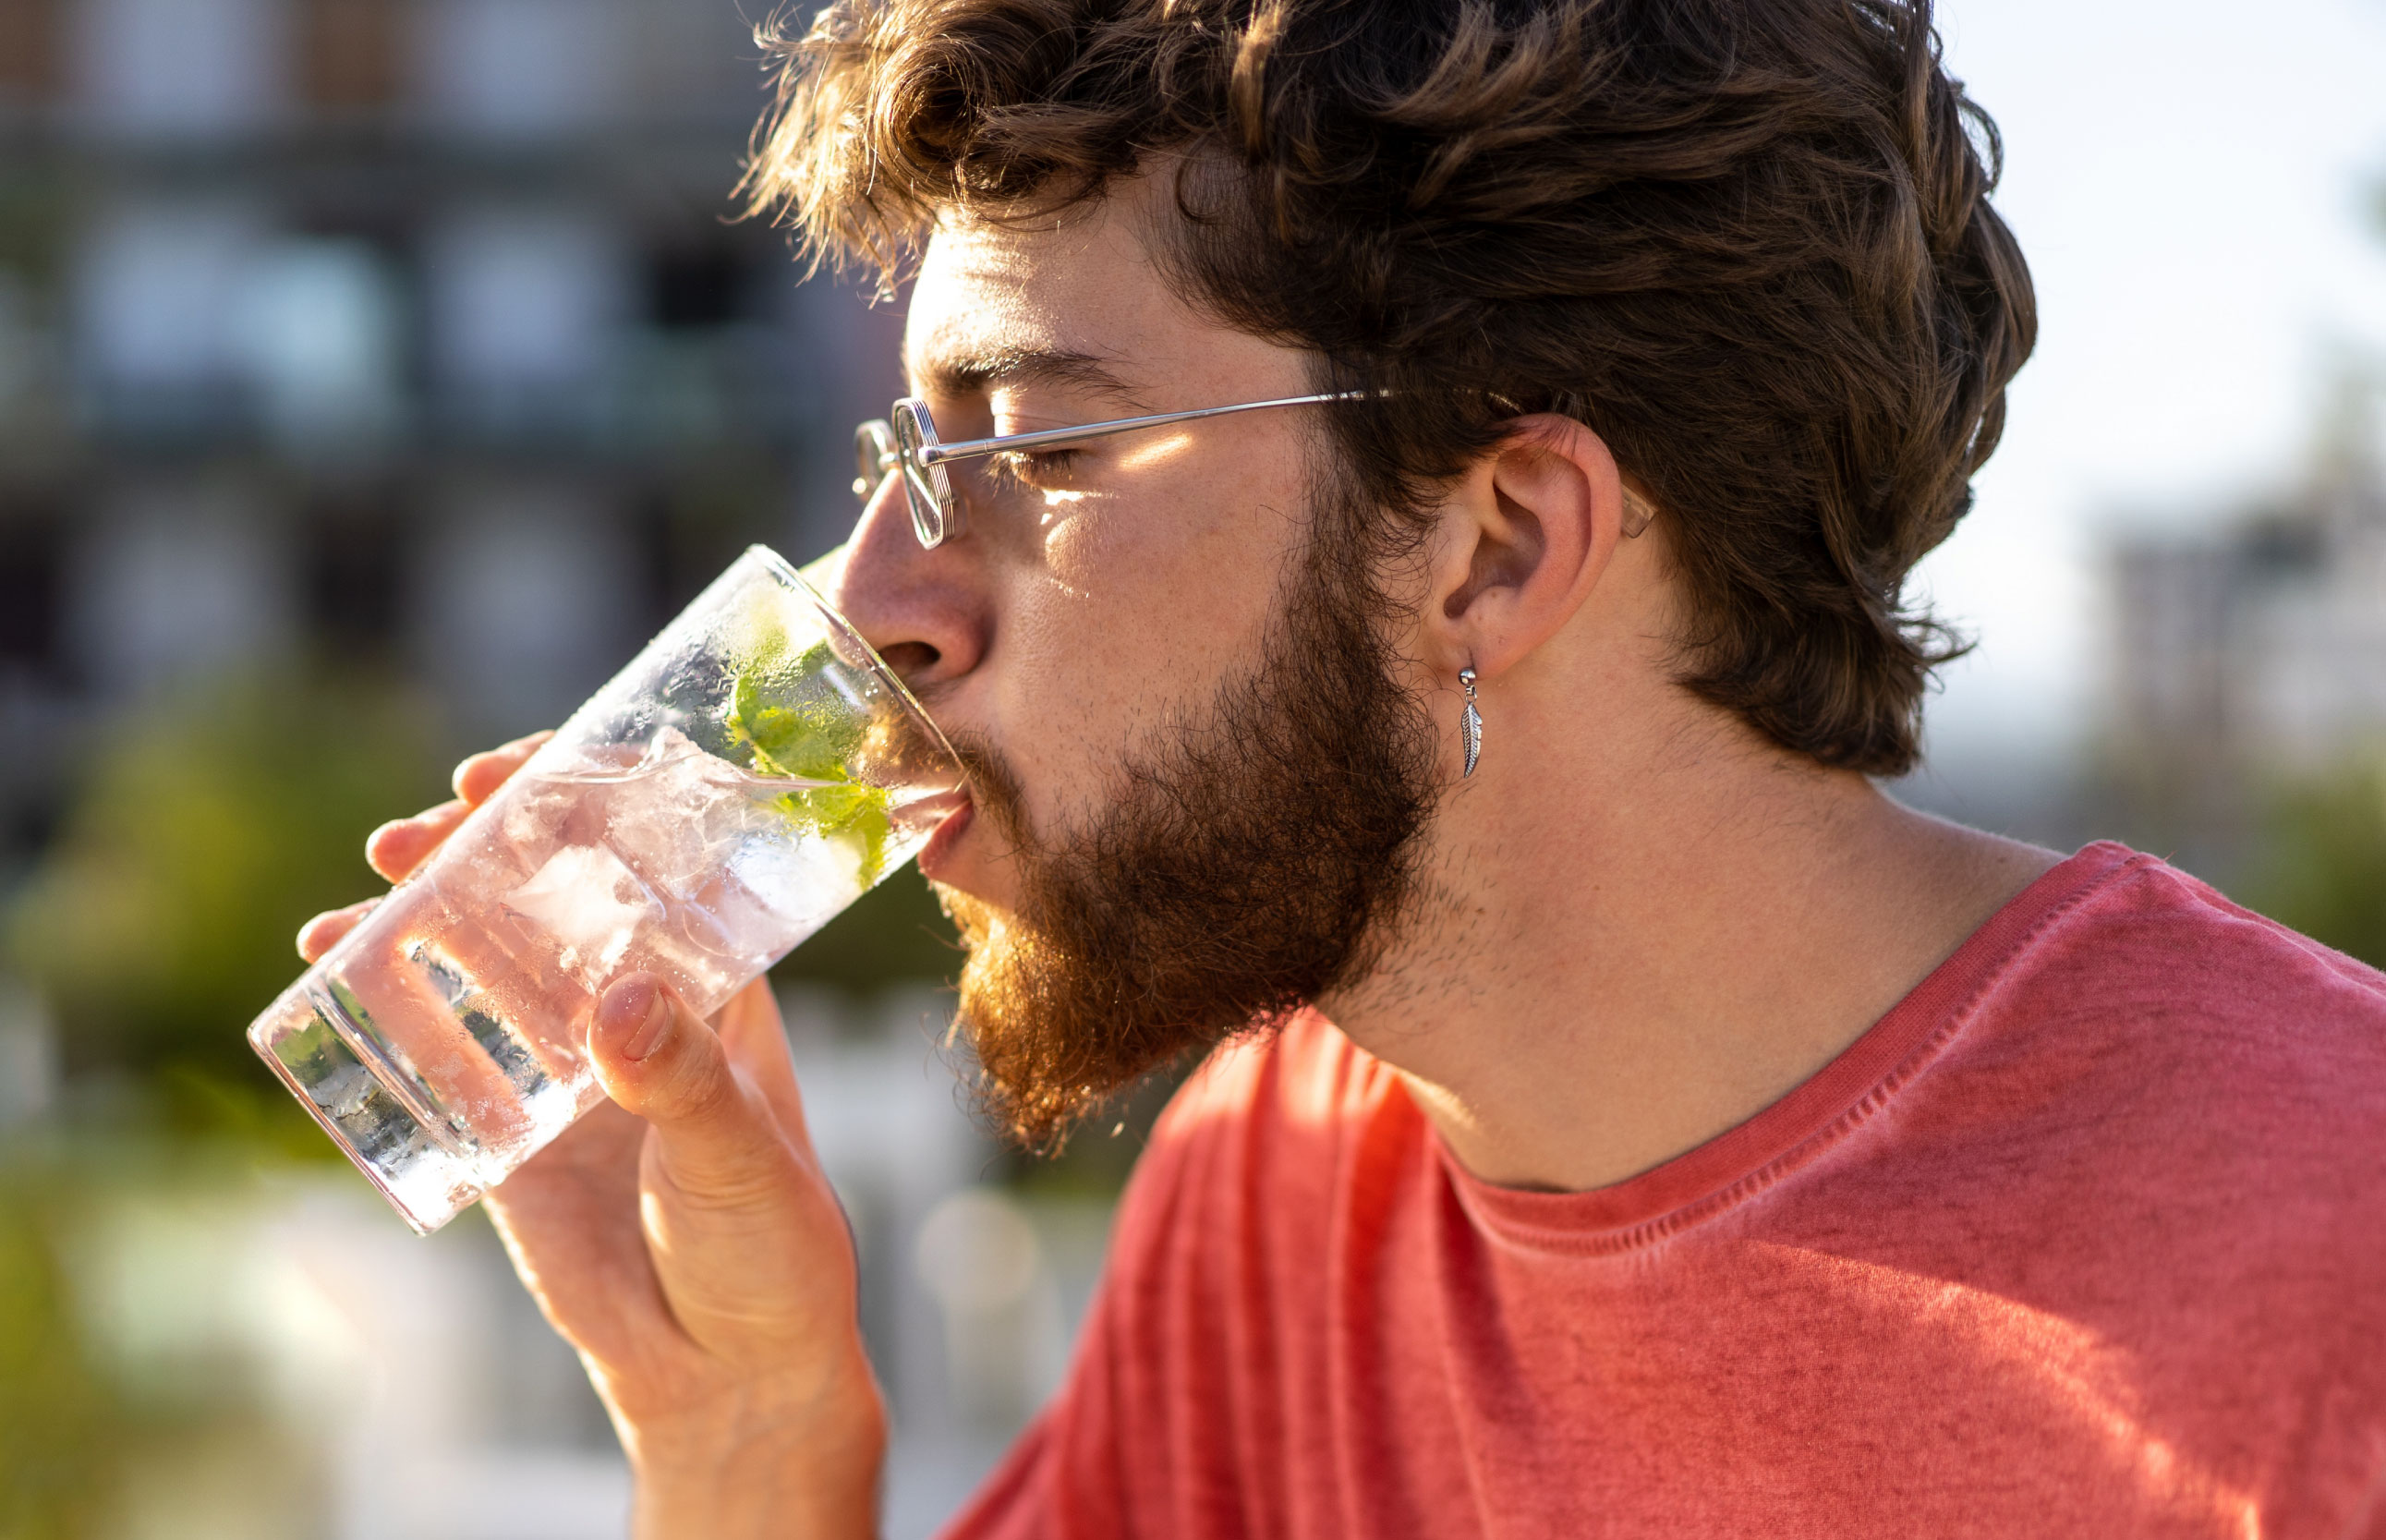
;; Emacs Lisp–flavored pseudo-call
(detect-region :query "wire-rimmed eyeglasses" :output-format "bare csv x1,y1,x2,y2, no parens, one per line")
854,391,1364,550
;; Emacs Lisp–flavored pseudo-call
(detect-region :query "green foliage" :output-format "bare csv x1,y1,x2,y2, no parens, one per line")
2243,751,2386,968
0,1135,325,1537
0,1171,114,1539
3,670,448,1102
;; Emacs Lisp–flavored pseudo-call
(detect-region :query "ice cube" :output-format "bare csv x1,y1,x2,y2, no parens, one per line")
667,834,853,964
607,751,781,903
501,770,576,849
503,842,663,990
725,831,854,929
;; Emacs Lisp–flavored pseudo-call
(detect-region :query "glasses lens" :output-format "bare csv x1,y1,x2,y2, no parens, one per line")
854,420,897,499
890,400,958,549
903,467,946,548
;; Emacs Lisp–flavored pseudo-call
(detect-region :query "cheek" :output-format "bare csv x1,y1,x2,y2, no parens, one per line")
992,467,1301,825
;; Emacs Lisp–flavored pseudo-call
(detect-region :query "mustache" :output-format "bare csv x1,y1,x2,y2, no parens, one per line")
944,730,1032,848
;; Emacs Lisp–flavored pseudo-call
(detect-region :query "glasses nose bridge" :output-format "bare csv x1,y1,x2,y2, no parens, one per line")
853,418,900,499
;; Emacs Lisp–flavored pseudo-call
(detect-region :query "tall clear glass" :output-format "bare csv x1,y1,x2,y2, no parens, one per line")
248,546,963,1234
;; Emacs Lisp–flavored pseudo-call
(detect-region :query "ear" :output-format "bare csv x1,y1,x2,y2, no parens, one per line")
1423,414,1631,680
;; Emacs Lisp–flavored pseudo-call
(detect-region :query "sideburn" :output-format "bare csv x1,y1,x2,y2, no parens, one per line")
939,518,1440,1152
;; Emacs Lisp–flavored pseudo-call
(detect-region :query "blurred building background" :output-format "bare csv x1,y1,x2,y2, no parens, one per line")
0,0,899,795
0,2,1139,1535
2,0,2385,1536
2099,382,2386,873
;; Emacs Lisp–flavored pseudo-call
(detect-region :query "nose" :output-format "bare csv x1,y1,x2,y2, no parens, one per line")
833,471,989,699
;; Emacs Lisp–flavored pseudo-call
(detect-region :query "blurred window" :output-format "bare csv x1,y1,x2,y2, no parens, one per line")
302,492,408,660
416,0,624,138
70,0,287,137
413,485,635,733
424,207,627,433
0,502,65,676
75,208,412,445
648,243,752,332
236,236,408,456
75,198,269,432
65,485,296,697
298,0,405,111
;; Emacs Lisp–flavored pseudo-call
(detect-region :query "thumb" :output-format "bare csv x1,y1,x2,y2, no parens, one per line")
587,974,790,1201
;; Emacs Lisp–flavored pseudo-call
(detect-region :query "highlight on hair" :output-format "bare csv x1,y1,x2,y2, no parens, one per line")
744,0,2036,775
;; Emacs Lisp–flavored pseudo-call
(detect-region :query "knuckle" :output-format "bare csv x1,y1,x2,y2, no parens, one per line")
663,1055,744,1124
658,1139,805,1216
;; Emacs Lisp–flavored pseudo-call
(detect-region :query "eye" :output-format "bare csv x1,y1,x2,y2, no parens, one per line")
987,446,1084,491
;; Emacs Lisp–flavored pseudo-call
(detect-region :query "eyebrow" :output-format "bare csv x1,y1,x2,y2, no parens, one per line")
912,345,1149,413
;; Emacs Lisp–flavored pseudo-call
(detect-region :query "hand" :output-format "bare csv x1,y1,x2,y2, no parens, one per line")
298,734,884,1540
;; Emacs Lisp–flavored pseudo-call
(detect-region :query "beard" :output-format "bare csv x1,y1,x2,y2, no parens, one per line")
933,498,1442,1152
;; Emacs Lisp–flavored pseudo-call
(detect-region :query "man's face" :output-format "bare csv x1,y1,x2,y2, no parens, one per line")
846,188,1326,903
836,184,1437,1146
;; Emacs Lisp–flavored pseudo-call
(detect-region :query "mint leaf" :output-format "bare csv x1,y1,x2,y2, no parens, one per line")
771,781,892,888
726,643,865,782
723,641,892,885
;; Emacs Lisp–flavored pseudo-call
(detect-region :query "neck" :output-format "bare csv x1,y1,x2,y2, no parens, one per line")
1322,667,2058,1194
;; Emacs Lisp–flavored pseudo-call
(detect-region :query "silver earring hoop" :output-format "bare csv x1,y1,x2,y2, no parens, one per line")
1459,666,1482,778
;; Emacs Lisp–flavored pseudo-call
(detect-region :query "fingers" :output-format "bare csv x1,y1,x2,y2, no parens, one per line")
366,799,469,884
587,975,797,1207
715,979,814,1151
297,899,377,963
454,731,552,805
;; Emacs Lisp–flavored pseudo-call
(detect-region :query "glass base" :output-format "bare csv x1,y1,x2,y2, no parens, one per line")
248,964,585,1235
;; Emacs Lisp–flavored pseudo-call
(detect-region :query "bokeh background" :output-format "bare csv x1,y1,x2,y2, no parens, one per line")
0,1,2382,1535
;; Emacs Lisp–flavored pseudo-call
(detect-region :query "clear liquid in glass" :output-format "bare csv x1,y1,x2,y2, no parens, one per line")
251,728,946,1232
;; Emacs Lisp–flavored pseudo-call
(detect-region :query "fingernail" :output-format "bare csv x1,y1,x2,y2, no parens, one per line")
617,979,674,1061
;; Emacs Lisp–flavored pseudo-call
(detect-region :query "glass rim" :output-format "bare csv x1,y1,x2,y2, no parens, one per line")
744,543,967,782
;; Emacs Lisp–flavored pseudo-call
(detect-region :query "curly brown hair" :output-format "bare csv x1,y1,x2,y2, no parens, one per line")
745,0,2034,776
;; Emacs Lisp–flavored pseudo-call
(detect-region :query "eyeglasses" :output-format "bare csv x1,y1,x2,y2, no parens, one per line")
854,391,1363,550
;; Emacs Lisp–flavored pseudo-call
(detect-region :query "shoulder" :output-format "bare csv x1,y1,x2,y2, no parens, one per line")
1856,845,2386,1468
1965,843,2386,1112
1881,843,2386,1304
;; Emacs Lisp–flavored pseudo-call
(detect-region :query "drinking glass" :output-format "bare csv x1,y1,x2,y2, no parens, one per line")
248,546,963,1233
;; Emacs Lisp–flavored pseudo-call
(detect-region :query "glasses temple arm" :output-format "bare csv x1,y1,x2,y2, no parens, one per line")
914,391,1367,468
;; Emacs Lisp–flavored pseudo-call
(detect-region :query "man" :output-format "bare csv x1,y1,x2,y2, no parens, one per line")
305,0,2386,1534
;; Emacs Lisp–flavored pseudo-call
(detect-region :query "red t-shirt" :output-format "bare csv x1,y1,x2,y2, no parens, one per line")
941,843,2386,1538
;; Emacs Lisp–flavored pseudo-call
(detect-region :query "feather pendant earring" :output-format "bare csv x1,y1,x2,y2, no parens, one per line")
1459,666,1482,778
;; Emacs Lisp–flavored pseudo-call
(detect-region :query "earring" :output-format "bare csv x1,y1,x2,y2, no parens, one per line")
1459,666,1482,778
